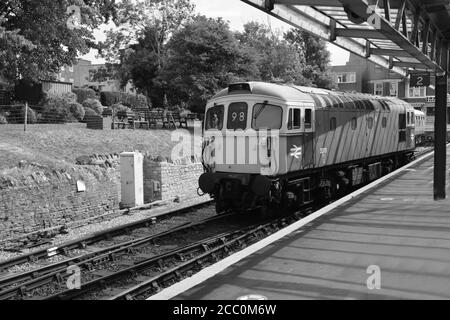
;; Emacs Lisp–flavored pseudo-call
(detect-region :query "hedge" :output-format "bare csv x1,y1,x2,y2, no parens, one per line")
82,98,103,115
72,88,97,104
69,102,85,121
100,91,148,110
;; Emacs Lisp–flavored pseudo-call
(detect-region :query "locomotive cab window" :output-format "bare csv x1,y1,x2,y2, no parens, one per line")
227,102,248,130
288,108,301,130
205,104,224,130
252,103,282,130
304,109,312,129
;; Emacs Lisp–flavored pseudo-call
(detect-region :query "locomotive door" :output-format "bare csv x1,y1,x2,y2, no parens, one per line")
398,111,406,149
406,110,414,149
286,107,314,171
302,107,314,168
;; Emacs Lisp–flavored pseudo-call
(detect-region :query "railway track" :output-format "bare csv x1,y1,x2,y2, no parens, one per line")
47,211,309,300
0,209,268,300
0,146,434,300
0,201,214,272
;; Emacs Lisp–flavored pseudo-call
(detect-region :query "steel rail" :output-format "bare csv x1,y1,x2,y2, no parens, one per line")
44,228,259,300
0,210,237,300
0,200,213,271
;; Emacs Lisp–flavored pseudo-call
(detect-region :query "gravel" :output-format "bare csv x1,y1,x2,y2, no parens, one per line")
0,196,214,274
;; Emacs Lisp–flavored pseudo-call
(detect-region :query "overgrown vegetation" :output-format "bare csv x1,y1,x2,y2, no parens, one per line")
72,88,97,104
100,91,148,109
82,98,104,115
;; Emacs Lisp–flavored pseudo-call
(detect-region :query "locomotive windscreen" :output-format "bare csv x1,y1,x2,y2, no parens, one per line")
227,102,248,130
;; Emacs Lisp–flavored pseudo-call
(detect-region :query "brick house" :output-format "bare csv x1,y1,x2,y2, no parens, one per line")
331,53,450,135
58,58,134,93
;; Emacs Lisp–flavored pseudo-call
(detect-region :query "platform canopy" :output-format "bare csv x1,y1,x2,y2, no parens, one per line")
242,0,450,76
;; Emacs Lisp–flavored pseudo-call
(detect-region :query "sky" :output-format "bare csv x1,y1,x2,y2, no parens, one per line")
81,0,350,66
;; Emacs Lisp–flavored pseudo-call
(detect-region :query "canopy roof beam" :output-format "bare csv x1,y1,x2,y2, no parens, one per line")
242,0,450,75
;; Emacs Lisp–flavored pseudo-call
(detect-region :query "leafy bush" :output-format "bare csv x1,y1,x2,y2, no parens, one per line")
62,91,77,102
72,88,96,104
69,102,85,121
7,106,37,124
82,98,104,115
112,103,130,113
100,91,148,110
40,96,74,123
83,107,101,121
0,113,8,124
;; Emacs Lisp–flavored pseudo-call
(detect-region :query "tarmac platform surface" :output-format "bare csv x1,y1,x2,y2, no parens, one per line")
157,146,450,300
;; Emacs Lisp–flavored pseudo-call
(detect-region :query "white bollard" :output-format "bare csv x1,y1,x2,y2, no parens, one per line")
120,151,144,208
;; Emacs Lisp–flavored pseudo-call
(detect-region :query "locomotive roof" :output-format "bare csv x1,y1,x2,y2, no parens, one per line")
211,82,412,111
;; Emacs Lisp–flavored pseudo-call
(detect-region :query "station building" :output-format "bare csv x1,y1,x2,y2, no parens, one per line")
331,53,450,137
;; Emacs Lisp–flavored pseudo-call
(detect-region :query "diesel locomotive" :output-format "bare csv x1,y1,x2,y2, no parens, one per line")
198,82,419,213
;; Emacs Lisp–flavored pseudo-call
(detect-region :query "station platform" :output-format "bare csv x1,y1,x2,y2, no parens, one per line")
152,146,450,300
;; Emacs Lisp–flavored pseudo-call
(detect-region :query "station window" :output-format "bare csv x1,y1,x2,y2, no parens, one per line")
367,117,374,129
382,117,387,128
409,86,426,97
205,104,224,130
288,108,301,130
335,72,356,83
227,102,248,130
304,109,312,129
374,82,383,96
330,117,337,130
351,117,357,130
389,82,398,97
252,103,282,130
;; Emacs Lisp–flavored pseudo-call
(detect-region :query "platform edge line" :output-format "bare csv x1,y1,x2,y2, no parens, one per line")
148,148,437,300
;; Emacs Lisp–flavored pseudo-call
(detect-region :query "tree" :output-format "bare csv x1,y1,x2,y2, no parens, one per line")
0,16,36,82
160,16,259,113
236,22,309,85
284,29,337,89
99,0,194,105
0,0,117,83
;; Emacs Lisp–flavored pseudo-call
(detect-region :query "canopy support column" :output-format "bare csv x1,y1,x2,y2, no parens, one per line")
433,42,448,200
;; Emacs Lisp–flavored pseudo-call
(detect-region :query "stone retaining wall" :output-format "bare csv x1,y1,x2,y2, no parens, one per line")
0,166,120,241
143,157,204,203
